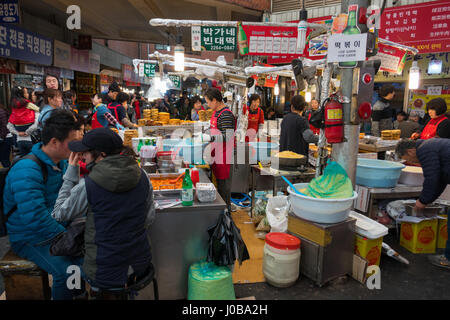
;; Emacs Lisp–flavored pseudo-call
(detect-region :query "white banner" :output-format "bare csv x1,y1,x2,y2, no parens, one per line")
327,34,367,63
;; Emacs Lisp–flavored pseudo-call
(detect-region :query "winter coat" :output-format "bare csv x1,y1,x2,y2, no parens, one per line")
3,143,68,244
416,138,450,205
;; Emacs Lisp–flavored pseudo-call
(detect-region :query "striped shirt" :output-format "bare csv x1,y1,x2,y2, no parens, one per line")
212,107,235,142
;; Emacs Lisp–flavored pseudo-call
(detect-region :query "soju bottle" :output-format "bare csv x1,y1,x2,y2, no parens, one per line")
339,4,360,68
238,22,249,55
182,169,194,206
137,139,144,153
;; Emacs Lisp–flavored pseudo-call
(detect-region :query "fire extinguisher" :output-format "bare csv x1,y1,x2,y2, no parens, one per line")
324,95,344,144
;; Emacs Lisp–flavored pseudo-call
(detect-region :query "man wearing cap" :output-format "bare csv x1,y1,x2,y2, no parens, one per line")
51,128,155,296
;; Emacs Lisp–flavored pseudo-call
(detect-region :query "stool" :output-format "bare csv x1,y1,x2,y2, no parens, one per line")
0,250,51,300
89,264,159,300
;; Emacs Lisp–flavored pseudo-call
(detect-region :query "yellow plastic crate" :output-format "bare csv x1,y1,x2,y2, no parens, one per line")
437,215,448,249
400,219,438,254
355,234,383,266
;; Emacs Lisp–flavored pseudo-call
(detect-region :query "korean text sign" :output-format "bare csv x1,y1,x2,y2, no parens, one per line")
0,0,19,24
201,27,236,51
378,0,450,54
0,24,52,65
327,34,367,63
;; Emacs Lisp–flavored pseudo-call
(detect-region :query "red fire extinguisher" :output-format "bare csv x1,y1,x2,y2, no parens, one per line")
324,96,344,144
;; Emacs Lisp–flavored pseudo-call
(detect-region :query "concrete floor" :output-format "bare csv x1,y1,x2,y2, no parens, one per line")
1,231,449,300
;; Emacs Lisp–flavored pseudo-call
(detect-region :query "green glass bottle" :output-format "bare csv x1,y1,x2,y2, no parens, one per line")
182,169,194,206
339,4,360,68
238,22,249,56
137,139,144,153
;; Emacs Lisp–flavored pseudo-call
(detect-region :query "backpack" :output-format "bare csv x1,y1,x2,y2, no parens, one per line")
0,154,48,237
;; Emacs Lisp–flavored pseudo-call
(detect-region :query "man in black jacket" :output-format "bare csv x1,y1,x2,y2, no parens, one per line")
396,138,450,269
280,95,318,157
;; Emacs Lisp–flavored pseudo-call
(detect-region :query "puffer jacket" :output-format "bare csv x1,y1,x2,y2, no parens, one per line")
3,143,67,244
416,138,450,205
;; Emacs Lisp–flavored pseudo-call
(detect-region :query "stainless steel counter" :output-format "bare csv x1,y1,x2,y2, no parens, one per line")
146,169,226,300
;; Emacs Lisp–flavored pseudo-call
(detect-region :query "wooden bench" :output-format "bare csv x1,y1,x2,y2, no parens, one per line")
0,250,51,300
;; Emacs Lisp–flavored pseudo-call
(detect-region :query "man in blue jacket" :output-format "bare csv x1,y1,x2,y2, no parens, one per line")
396,138,450,269
3,109,84,299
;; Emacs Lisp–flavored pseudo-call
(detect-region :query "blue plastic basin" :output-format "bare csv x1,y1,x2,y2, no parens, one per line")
356,158,406,188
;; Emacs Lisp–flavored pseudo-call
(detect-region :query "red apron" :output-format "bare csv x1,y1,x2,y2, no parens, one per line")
107,103,123,125
308,112,320,135
210,107,235,180
91,110,103,129
420,115,447,140
245,106,262,142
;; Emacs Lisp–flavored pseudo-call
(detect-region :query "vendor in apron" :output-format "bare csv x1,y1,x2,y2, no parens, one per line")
204,88,236,212
411,98,450,140
243,94,264,142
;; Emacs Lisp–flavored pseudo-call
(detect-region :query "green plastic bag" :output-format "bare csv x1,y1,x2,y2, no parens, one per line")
303,161,354,199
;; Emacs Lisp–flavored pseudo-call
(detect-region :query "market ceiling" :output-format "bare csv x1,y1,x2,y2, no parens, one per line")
21,0,263,45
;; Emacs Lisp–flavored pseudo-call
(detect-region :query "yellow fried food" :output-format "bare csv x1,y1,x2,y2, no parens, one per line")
275,151,304,159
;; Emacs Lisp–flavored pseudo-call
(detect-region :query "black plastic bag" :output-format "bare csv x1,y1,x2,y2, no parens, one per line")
50,218,85,257
207,210,250,266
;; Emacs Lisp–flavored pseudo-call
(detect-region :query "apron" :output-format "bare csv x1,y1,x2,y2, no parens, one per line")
91,109,103,129
245,106,262,142
107,103,123,125
420,115,446,140
210,107,235,180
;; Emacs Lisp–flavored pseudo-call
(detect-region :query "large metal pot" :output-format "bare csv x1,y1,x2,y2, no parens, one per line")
271,154,307,169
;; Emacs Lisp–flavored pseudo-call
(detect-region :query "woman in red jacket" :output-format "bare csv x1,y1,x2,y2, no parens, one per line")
411,98,450,140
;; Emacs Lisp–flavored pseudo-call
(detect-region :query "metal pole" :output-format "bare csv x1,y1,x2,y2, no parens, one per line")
330,0,369,186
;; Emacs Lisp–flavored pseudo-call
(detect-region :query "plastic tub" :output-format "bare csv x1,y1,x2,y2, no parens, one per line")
196,183,217,203
248,142,279,163
356,158,405,188
398,166,424,186
287,183,358,224
163,139,206,163
263,232,301,288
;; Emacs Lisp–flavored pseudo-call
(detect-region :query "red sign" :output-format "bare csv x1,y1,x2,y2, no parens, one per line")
250,62,279,87
125,81,141,87
375,42,407,74
267,16,332,64
378,0,450,54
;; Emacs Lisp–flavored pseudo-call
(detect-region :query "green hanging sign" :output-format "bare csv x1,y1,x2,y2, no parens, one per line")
200,26,237,52
143,63,156,77
169,75,182,90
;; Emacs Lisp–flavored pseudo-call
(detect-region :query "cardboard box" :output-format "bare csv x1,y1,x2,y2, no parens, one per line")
355,234,383,266
352,254,368,284
437,215,448,249
400,219,438,254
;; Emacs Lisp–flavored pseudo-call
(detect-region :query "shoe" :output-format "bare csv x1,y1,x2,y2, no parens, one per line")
428,254,450,270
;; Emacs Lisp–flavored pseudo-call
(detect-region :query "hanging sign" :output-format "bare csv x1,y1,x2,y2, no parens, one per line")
200,26,236,51
0,25,52,65
427,86,443,95
0,0,20,24
378,0,450,54
192,26,201,52
169,74,181,90
370,42,407,74
327,34,367,63
141,63,156,77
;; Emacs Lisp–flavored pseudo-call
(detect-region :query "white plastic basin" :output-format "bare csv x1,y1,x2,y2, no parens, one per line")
287,183,358,224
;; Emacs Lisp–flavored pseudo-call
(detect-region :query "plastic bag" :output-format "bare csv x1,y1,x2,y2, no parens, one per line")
252,198,268,225
207,209,250,266
256,217,271,232
386,199,416,220
303,161,353,199
266,196,289,233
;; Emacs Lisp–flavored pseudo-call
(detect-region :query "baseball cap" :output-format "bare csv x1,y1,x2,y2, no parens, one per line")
69,128,123,154
108,81,120,93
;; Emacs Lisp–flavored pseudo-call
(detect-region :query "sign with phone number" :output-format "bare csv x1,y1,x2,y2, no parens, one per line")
0,24,52,65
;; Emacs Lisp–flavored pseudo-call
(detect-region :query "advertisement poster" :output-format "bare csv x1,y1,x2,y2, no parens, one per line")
370,42,407,74
408,87,450,116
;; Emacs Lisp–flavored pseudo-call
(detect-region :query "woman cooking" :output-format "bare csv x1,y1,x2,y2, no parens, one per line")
411,98,450,140
204,88,236,213
243,94,264,142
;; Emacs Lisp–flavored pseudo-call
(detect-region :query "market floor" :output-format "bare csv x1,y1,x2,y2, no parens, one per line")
234,232,450,300
1,232,449,300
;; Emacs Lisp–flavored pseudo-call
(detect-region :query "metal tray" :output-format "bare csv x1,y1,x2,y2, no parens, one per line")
404,203,445,217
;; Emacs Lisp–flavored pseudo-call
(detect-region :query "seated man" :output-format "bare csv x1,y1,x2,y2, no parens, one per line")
3,109,84,300
396,138,450,269
52,128,155,297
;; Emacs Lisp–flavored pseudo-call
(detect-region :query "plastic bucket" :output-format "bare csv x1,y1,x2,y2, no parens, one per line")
356,158,405,188
287,183,358,224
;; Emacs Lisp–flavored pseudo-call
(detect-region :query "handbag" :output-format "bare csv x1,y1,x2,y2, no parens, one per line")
50,217,86,257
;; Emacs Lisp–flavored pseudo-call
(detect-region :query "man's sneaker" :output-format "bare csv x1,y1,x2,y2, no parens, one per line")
428,254,450,270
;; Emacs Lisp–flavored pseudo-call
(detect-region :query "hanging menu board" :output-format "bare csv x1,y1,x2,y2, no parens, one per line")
378,0,450,54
